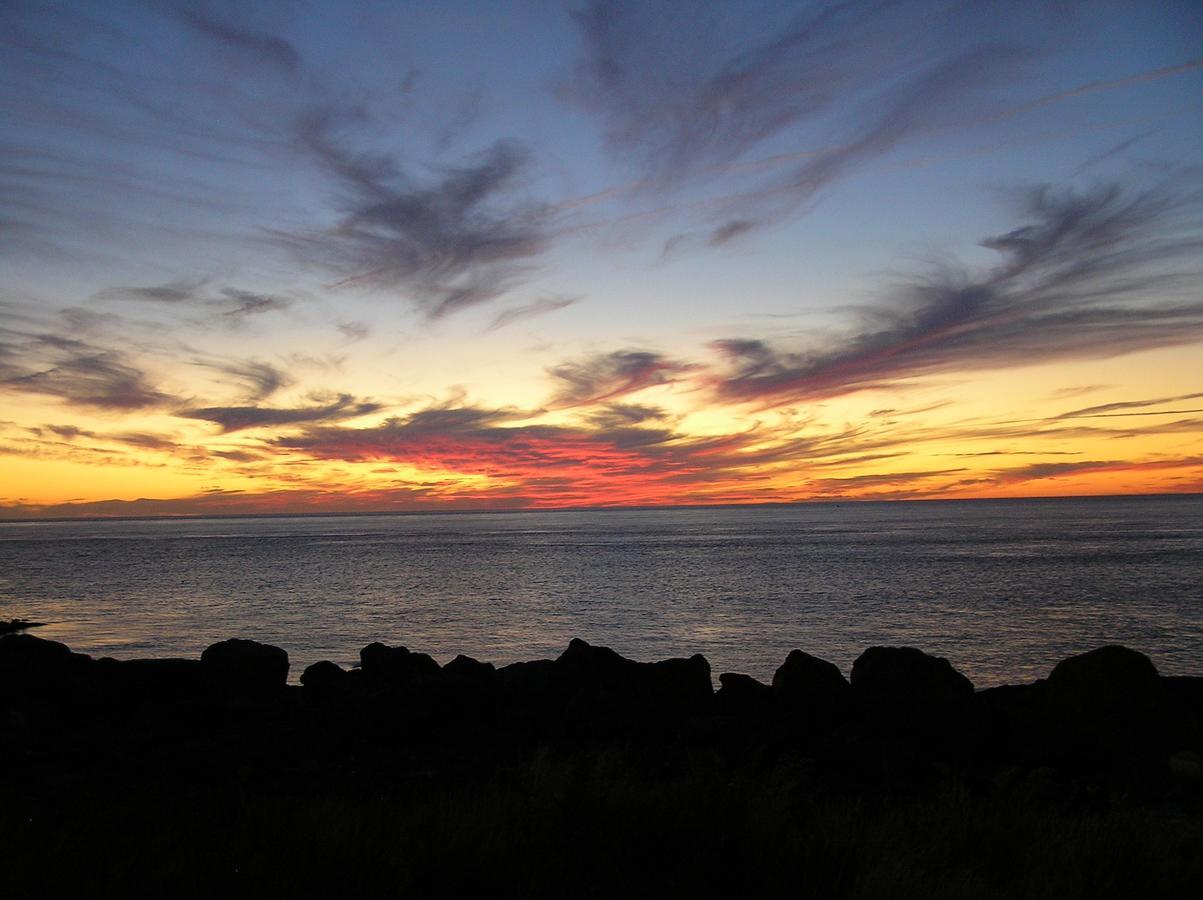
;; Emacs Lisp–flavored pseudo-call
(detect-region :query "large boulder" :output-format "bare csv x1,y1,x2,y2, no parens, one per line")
358,642,440,683
200,639,289,694
443,654,496,685
100,657,207,702
556,638,637,683
716,672,774,715
497,658,560,711
556,639,711,713
1047,645,1160,710
1163,675,1203,740
772,650,850,716
850,646,973,711
1045,645,1179,754
0,619,45,637
647,654,712,714
968,681,1051,765
300,660,348,691
0,634,91,687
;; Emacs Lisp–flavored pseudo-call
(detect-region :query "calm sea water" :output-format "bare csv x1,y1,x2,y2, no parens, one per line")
1,496,1201,687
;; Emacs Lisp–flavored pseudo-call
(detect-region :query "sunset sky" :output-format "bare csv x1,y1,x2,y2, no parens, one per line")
2,0,1202,517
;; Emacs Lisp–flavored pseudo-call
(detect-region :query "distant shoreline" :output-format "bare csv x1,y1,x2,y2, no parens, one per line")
1,490,1199,526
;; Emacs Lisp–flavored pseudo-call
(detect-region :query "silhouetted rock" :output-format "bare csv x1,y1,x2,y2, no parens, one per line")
444,654,496,684
1169,750,1203,782
2,632,1199,808
970,681,1051,765
1048,645,1160,703
648,654,712,713
850,646,973,711
0,618,45,636
300,660,348,691
1164,676,1203,738
358,641,440,683
557,638,636,682
555,639,712,718
1046,645,1176,754
497,658,559,715
100,657,207,702
772,650,850,716
716,672,773,715
0,633,90,684
200,638,289,694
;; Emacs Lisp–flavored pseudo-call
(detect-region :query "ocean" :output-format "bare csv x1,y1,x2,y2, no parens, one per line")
1,495,1200,686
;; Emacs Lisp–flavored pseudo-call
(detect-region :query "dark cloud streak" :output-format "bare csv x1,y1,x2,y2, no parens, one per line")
486,296,577,332
1053,391,1203,419
283,111,551,318
0,334,174,411
565,0,1074,238
179,394,381,433
710,183,1203,406
547,350,693,408
172,7,301,74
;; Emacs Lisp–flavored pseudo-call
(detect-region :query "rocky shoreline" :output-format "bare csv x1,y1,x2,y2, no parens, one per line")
2,632,1201,897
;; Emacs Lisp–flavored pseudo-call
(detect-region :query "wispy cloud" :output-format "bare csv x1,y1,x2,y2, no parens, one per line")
0,333,175,411
218,289,291,319
34,424,178,453
337,321,371,342
280,110,552,318
583,403,670,429
95,282,291,321
95,280,209,305
205,360,293,403
171,6,301,75
985,455,1203,488
271,401,706,505
179,393,381,433
486,296,577,332
547,349,693,408
708,183,1203,406
563,0,1083,239
1052,391,1203,419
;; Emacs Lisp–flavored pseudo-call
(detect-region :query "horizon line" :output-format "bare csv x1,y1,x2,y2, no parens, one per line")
1,489,1199,526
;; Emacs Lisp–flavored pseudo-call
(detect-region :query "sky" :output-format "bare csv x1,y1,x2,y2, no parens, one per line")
1,0,1202,517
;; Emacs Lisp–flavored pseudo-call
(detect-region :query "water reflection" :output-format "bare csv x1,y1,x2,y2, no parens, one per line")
1,496,1200,685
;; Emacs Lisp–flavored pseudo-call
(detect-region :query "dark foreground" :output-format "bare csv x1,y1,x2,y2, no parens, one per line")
2,632,1201,898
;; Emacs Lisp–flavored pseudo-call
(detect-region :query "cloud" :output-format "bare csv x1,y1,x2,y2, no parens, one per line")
36,424,175,452
1053,391,1203,419
709,183,1203,406
46,424,87,441
209,449,265,463
0,334,175,410
209,360,293,403
547,349,693,408
271,401,712,505
282,110,551,318
337,321,371,342
219,289,291,318
584,403,669,428
179,393,381,433
95,283,291,320
805,467,967,493
986,455,1203,487
563,0,883,181
564,0,1073,236
172,7,301,74
268,395,934,507
711,45,1028,238
95,280,208,305
105,431,179,452
486,296,577,332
